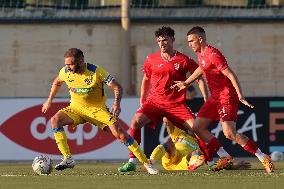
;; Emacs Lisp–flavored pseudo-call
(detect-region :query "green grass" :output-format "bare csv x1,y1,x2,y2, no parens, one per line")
0,160,283,189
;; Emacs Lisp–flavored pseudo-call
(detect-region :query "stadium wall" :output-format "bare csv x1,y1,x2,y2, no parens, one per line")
0,21,283,97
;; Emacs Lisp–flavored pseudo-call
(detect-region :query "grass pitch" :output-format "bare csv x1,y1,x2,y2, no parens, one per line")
0,160,283,189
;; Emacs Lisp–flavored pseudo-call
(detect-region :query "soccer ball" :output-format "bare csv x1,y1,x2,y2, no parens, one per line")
32,155,53,175
271,151,284,161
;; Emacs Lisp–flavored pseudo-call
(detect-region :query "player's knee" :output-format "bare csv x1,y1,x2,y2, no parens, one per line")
120,134,132,144
130,118,138,129
119,135,128,143
50,115,60,129
132,115,146,129
224,131,236,141
51,114,66,129
116,128,129,143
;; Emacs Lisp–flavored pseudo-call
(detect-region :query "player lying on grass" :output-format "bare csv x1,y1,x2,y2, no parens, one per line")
149,118,251,171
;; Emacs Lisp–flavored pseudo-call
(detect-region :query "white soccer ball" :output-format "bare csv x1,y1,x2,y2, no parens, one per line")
32,154,53,175
271,151,284,161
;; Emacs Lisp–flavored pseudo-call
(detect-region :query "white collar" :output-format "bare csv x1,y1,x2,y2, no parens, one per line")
201,45,209,57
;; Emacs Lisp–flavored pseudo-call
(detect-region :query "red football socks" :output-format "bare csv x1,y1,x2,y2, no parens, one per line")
129,128,141,158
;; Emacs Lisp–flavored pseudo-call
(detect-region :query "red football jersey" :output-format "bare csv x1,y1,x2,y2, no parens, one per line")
143,51,198,105
197,45,238,103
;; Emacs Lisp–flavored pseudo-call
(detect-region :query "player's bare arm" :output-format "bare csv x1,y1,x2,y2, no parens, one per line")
140,74,151,106
107,80,123,117
42,76,64,113
172,67,203,91
195,77,209,102
222,67,254,109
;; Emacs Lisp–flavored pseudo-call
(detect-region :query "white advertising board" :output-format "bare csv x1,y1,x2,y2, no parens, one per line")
0,98,141,160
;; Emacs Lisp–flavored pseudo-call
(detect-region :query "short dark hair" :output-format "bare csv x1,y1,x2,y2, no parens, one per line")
155,26,175,38
64,48,84,63
187,26,206,37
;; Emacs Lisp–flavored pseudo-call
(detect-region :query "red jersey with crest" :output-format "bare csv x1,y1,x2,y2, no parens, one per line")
197,45,238,104
143,51,198,105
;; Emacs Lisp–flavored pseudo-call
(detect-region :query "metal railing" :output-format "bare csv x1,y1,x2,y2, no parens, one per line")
0,0,283,21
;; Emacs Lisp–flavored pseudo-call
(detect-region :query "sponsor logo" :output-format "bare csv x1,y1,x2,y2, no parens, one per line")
268,101,284,152
158,110,263,145
0,102,129,155
211,110,263,145
69,87,94,94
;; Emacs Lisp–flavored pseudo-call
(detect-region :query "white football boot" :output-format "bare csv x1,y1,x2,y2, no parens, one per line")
144,162,159,175
55,157,76,171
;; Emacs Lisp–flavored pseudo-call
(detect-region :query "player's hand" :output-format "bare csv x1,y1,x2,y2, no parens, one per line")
111,103,121,118
171,81,187,91
42,100,52,113
239,98,254,109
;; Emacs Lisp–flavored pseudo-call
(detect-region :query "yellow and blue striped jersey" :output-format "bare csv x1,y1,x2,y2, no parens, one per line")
169,126,199,153
59,63,114,107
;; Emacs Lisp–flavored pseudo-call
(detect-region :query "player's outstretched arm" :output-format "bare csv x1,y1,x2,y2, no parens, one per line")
172,67,203,91
221,67,254,109
42,76,63,113
107,80,123,118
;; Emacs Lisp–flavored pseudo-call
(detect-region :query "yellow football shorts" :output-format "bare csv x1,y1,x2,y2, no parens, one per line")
162,150,189,171
59,104,116,129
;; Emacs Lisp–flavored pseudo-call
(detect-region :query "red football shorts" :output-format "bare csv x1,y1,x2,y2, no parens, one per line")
137,99,195,129
197,98,239,122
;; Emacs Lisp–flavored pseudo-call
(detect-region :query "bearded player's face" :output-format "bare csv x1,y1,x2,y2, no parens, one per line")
64,57,78,73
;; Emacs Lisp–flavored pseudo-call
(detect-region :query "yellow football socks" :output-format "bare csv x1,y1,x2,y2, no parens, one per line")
54,130,72,159
150,144,166,161
127,140,148,164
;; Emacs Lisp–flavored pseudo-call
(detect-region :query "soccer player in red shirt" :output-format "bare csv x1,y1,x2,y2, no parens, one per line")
172,26,274,173
118,26,209,173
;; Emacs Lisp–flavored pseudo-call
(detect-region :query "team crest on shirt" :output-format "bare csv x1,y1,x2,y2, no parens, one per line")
84,76,93,85
174,63,180,70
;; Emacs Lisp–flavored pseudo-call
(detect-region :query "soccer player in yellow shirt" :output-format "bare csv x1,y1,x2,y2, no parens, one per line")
150,117,205,171
42,48,158,174
150,118,251,171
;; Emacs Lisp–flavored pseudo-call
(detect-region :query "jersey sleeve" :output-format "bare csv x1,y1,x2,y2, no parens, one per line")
143,56,151,77
97,66,115,85
186,57,199,75
58,67,67,82
210,50,228,71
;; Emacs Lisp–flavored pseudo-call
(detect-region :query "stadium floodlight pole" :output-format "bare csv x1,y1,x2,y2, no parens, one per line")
121,0,131,96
